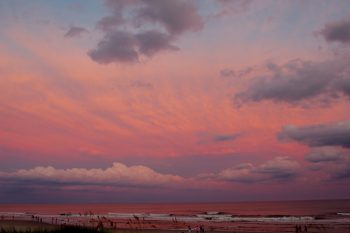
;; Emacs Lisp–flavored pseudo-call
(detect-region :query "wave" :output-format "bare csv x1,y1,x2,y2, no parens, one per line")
337,212,350,216
105,212,316,223
0,212,26,215
4,211,349,223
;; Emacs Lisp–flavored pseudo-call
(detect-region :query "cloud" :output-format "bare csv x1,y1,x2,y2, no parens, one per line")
305,147,343,163
206,156,300,183
0,162,183,188
234,58,350,107
320,16,350,44
214,132,243,142
89,0,256,64
88,30,178,63
233,15,350,107
220,67,254,79
197,132,243,144
302,146,350,181
134,0,203,35
332,165,350,180
89,0,202,64
278,121,350,148
135,30,179,56
64,26,88,38
88,31,138,63
220,68,236,77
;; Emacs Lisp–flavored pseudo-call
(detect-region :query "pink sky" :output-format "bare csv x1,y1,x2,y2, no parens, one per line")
0,0,350,203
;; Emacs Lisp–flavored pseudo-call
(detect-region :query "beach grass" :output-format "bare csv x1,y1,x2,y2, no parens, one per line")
0,225,107,233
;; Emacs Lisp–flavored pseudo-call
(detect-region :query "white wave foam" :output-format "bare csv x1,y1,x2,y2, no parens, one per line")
337,212,350,216
0,212,26,216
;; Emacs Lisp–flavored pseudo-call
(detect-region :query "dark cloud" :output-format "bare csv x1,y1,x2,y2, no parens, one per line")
135,0,203,35
220,67,254,78
135,30,178,56
233,15,350,107
90,0,202,64
278,121,350,148
305,147,343,163
214,132,243,142
64,26,88,38
88,30,177,63
197,131,243,144
303,146,350,181
332,166,350,180
205,157,300,183
88,31,138,63
234,58,350,107
320,16,350,43
95,0,135,31
96,15,125,32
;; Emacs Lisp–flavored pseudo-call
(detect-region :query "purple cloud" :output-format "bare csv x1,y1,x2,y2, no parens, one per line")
89,0,202,64
88,30,138,63
234,58,350,107
278,121,350,148
320,16,350,44
135,30,178,56
203,157,300,183
135,0,203,35
305,147,343,163
64,26,88,38
88,30,178,63
214,132,243,142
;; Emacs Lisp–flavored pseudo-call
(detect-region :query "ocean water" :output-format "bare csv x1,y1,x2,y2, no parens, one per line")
1,199,350,218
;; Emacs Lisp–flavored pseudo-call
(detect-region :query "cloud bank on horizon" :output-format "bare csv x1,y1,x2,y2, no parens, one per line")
0,0,350,203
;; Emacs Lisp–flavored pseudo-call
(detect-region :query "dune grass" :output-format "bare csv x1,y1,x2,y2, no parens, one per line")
0,226,107,233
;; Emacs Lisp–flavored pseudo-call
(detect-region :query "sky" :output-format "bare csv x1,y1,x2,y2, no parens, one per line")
0,0,350,203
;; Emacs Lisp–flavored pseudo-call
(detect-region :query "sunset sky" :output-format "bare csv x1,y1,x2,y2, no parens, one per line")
1,0,350,203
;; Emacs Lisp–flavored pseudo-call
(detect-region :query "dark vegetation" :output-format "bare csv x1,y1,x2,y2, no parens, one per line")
0,226,106,233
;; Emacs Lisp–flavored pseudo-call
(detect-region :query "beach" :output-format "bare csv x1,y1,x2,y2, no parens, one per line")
1,201,350,233
1,217,350,233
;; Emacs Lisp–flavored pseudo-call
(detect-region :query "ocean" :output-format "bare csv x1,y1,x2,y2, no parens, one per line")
1,199,350,216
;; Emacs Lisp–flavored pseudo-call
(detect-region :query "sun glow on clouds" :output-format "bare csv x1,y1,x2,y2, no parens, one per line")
0,163,183,187
1,0,350,202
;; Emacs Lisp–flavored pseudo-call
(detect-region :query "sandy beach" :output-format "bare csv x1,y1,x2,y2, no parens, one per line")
0,220,58,231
